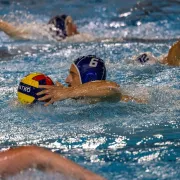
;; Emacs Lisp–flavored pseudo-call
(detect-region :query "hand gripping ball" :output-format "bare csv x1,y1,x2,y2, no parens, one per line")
17,72,54,104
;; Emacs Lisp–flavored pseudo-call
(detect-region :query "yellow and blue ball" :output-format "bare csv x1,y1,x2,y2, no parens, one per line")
17,72,54,104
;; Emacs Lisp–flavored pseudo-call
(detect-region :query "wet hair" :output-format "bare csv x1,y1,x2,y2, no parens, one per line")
48,14,68,39
73,55,106,84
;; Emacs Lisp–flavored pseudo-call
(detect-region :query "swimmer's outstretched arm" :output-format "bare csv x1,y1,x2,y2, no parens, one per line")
0,145,105,180
0,19,28,39
37,81,146,106
160,40,180,66
37,81,121,106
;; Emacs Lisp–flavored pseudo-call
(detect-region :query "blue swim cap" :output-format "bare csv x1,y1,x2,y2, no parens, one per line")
48,14,68,39
73,55,106,84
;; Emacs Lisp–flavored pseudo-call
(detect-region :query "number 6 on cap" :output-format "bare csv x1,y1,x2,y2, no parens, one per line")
89,58,98,67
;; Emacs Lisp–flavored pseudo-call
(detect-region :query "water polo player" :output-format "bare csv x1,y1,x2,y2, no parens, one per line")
0,14,78,40
66,55,106,86
37,55,146,106
133,40,180,66
48,14,79,40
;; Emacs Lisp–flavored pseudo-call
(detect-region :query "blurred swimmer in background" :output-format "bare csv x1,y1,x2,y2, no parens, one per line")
0,145,105,180
132,40,180,66
1,12,179,45
37,55,147,106
0,14,84,41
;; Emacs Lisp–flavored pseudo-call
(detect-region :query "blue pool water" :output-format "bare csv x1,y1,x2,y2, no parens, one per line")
0,0,180,179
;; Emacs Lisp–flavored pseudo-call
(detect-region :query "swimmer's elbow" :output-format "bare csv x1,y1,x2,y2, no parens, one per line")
102,82,121,101
107,82,121,93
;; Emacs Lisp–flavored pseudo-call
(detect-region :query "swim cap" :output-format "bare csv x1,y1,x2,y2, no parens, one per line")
48,14,68,39
134,52,158,65
73,55,106,84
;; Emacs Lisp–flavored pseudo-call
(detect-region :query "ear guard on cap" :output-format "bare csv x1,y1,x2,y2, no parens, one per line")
83,72,97,83
73,55,106,84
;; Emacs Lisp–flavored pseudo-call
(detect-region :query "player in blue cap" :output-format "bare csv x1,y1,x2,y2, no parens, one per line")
0,14,78,40
37,55,146,106
71,55,106,84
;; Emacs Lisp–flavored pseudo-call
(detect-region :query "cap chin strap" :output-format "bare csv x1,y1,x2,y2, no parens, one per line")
72,63,82,84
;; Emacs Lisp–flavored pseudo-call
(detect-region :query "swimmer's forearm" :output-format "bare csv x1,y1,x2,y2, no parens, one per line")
0,146,105,180
159,40,180,66
0,19,28,38
38,81,121,105
67,81,121,99
37,147,105,180
38,81,147,105
0,146,37,177
166,40,180,66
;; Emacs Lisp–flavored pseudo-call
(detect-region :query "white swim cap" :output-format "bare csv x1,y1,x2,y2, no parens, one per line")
134,52,158,65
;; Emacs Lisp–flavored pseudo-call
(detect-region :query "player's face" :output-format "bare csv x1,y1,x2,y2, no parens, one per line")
65,64,81,87
65,16,79,36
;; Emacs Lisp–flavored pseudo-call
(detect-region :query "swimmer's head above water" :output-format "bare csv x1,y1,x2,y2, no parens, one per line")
134,52,158,65
37,54,147,106
66,55,107,87
133,40,180,66
0,14,79,40
48,14,79,39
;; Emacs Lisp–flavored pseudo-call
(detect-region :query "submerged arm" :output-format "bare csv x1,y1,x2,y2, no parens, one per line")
0,146,105,180
121,94,147,103
0,19,28,39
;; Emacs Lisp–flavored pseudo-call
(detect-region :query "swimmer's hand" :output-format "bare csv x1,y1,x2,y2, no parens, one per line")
37,81,68,106
37,81,121,106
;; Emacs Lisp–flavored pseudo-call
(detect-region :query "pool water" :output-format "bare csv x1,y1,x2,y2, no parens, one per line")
0,0,180,179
